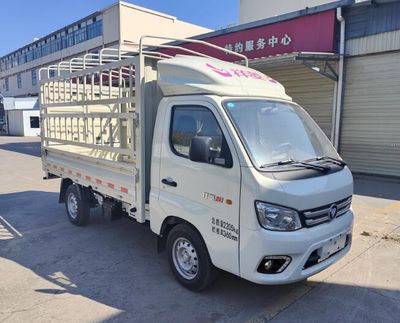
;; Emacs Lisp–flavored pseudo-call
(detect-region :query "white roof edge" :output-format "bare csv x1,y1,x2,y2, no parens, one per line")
103,1,176,21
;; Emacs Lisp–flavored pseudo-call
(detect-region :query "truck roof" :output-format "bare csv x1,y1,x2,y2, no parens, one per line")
157,55,291,100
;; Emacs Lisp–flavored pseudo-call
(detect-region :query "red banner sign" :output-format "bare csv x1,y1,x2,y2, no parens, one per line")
164,10,336,61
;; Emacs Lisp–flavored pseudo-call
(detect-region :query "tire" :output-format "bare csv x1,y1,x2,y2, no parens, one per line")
166,224,218,291
64,184,90,226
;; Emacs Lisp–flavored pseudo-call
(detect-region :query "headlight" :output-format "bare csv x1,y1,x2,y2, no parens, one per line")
255,201,302,231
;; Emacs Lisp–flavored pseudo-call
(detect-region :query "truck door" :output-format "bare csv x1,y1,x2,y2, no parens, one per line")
158,100,241,275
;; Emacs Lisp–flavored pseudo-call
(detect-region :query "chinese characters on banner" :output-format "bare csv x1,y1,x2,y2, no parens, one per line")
224,34,292,54
159,10,336,62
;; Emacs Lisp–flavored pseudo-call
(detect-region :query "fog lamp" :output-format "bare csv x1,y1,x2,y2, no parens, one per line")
257,256,291,274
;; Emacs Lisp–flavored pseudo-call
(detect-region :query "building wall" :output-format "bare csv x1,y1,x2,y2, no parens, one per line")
7,110,24,135
344,1,400,56
339,1,400,177
345,1,400,40
103,4,120,46
119,2,211,51
346,30,400,56
239,0,339,23
340,52,400,176
7,109,40,136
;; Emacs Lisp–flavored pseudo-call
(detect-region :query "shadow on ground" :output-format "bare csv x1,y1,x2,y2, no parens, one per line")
1,190,399,322
0,140,41,157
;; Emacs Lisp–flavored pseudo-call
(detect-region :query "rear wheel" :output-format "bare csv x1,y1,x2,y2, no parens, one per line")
65,184,90,226
167,224,218,291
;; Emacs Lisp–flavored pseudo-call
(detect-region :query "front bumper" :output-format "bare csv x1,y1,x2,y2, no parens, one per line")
240,210,354,285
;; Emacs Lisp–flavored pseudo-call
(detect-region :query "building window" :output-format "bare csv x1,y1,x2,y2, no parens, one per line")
55,38,62,51
66,33,74,47
42,42,50,56
74,26,87,44
49,70,55,78
32,70,37,86
0,18,102,71
17,74,22,89
26,50,33,62
30,116,40,128
33,46,41,60
18,53,26,65
87,20,102,39
5,77,9,91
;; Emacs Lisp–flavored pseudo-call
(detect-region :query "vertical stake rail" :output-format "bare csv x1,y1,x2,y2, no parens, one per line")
99,67,103,99
77,117,80,142
69,77,73,102
83,73,86,103
83,114,87,144
91,74,94,101
46,110,50,140
135,54,146,223
92,117,95,144
63,79,66,103
129,65,133,102
57,77,61,103
108,70,112,99
52,81,55,103
75,77,78,102
100,118,103,144
70,117,73,141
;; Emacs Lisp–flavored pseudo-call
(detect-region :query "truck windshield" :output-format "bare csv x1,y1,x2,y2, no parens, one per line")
223,99,339,169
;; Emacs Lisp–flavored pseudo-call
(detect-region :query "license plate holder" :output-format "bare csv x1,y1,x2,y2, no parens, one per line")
318,233,347,261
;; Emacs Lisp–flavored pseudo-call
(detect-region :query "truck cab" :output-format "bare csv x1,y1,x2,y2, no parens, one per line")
40,40,353,291
149,56,353,288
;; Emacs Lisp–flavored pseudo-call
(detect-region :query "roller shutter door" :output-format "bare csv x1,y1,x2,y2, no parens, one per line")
340,52,400,177
256,63,335,138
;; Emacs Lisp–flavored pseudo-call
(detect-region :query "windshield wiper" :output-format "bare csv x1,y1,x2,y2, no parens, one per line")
306,156,347,167
260,159,296,168
296,160,331,172
260,159,330,172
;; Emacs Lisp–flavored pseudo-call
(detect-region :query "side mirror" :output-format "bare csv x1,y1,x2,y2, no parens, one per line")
189,136,212,163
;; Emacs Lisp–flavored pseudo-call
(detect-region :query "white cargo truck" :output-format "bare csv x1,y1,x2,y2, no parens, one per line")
40,36,354,291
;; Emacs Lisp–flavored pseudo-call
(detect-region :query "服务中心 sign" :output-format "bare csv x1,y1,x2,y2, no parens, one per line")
165,10,336,61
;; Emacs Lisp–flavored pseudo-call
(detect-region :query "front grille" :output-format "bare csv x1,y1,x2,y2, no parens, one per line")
300,196,352,228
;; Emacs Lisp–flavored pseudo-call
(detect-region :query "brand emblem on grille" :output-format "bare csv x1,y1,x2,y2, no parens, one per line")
329,204,338,220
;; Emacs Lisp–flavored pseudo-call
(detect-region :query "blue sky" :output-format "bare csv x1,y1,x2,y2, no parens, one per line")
0,0,239,56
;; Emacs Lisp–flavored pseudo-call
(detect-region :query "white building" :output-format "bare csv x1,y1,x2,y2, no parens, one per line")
7,109,41,136
1,97,40,136
239,0,340,23
0,1,211,98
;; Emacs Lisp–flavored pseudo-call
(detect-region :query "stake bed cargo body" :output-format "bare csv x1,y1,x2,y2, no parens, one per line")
41,47,161,223
41,37,354,290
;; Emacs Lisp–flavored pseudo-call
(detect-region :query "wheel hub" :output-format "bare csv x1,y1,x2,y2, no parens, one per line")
172,238,199,280
67,192,78,219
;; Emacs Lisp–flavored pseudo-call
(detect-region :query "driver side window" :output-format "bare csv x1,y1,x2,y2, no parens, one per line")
170,106,232,168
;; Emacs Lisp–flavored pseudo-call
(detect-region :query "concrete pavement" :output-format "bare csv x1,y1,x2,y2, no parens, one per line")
0,136,399,322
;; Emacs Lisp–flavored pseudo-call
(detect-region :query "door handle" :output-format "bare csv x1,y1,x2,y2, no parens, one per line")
162,178,177,187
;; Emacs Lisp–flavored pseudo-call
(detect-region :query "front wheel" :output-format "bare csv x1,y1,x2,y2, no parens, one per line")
65,184,90,226
166,224,218,291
